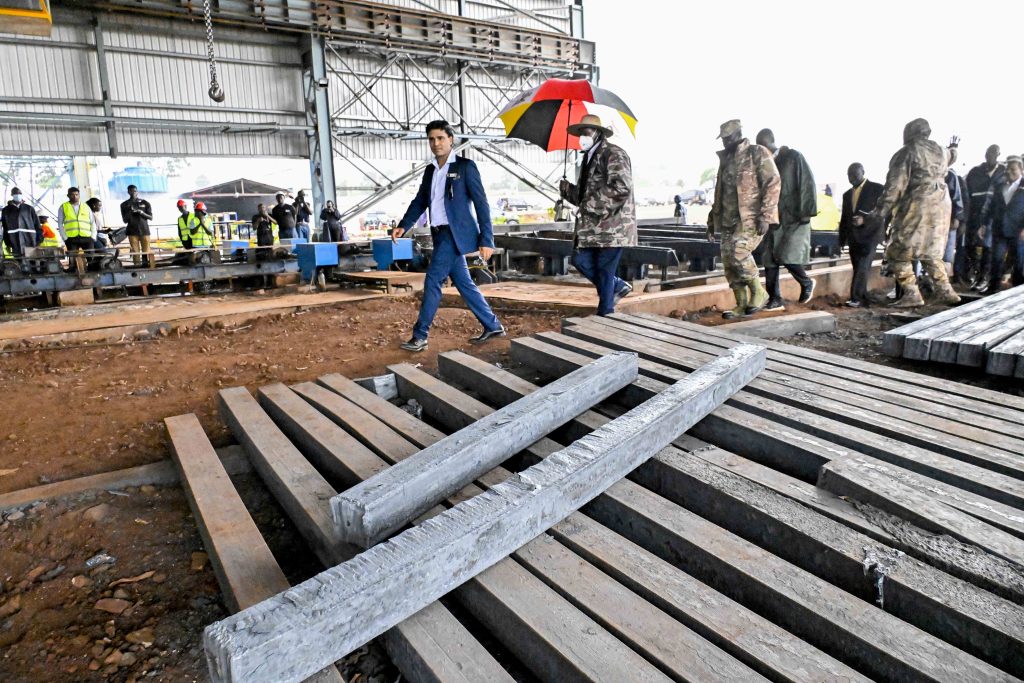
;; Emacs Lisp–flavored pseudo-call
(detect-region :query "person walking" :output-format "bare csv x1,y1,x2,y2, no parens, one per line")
754,128,818,311
558,114,638,316
707,119,779,319
838,163,884,306
120,184,154,268
869,118,960,307
964,145,1006,289
390,119,504,352
980,155,1024,292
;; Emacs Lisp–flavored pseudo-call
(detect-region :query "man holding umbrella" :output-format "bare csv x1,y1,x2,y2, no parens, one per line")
559,114,638,315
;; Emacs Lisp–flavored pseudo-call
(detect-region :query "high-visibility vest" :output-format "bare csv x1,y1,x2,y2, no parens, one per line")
2,241,11,259
61,202,92,238
40,222,61,248
177,212,194,244
188,214,214,248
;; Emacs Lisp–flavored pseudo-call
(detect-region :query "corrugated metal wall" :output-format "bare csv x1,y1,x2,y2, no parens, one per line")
0,0,583,163
0,7,309,157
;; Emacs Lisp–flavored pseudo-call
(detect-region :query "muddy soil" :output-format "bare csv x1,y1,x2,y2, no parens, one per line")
0,296,563,682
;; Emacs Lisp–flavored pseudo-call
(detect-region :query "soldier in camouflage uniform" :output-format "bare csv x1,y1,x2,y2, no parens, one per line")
869,118,960,307
707,119,781,318
559,114,638,315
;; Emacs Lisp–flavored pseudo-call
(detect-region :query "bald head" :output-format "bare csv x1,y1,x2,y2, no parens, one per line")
985,144,1001,168
755,128,776,152
847,163,865,186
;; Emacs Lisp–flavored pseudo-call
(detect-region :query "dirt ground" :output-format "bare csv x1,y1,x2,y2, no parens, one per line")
2,286,1021,682
0,296,564,682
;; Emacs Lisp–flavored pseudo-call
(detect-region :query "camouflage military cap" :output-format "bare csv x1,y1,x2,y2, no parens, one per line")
717,119,742,139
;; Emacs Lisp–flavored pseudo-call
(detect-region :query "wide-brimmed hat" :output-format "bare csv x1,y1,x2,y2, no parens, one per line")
1007,155,1023,167
567,114,613,138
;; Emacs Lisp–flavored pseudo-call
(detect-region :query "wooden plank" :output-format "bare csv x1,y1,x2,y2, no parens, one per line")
907,292,1024,361
512,334,1024,519
257,383,386,487
987,328,1024,376
301,373,753,683
561,318,1024,485
207,346,763,683
624,312,1024,416
881,284,1024,356
410,359,867,683
331,352,638,547
0,447,250,513
957,315,1024,367
608,312,1024,439
573,315,1024,460
928,296,1024,363
587,476,1014,682
164,414,345,683
217,387,514,683
717,311,836,337
434,351,1024,675
317,373,444,449
818,455,1024,576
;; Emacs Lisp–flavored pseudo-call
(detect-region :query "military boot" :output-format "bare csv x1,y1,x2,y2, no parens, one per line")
890,285,925,308
932,282,962,306
722,286,748,319
745,277,769,315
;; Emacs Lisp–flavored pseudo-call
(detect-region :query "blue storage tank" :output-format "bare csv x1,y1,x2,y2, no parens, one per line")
107,163,169,194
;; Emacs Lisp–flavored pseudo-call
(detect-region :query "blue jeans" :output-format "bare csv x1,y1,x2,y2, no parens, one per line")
297,223,310,240
573,247,626,315
990,231,1024,287
413,226,501,340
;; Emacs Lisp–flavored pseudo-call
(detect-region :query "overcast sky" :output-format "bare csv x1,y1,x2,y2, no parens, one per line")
584,0,1024,192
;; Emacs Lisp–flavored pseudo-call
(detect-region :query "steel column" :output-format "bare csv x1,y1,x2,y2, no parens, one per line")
305,35,337,237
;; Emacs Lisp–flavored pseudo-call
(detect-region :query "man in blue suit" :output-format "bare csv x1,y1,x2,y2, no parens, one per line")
980,155,1024,292
391,120,505,352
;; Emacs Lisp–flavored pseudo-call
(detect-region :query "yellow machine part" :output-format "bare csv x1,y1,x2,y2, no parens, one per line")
0,0,52,37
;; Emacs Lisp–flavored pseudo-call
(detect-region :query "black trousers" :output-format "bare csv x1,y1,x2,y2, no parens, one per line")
848,238,880,303
765,263,812,299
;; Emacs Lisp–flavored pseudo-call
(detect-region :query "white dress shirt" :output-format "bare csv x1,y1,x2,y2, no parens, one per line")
1003,177,1021,205
429,157,451,227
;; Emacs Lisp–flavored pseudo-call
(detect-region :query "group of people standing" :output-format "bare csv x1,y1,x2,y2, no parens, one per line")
709,117,1020,315
1,184,156,268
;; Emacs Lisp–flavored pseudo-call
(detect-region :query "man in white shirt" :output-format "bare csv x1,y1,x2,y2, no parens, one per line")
981,155,1024,292
391,120,504,352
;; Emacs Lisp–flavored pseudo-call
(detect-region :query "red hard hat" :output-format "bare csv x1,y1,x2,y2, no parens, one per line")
176,199,186,208
194,201,207,212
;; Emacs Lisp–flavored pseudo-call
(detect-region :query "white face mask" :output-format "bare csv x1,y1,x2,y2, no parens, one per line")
578,134,595,152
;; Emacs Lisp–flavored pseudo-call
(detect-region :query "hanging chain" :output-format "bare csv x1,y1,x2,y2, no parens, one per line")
203,0,225,102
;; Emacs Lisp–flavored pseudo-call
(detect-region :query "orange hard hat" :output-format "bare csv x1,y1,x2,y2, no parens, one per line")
194,201,207,212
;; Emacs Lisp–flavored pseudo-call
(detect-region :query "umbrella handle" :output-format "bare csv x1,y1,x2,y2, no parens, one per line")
563,99,572,180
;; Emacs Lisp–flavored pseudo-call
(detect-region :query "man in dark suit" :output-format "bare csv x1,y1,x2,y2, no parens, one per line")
391,119,504,352
980,155,1024,292
838,163,884,307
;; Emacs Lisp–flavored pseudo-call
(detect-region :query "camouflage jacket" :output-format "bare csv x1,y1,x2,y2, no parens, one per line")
709,138,781,234
875,127,950,235
561,141,638,248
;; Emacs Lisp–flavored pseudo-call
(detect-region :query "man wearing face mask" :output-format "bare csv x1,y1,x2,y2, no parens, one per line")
1,187,42,260
979,155,1024,292
868,118,959,307
558,114,638,316
707,119,780,319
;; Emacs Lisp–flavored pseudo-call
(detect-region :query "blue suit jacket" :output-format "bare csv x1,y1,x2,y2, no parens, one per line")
982,179,1024,239
398,156,493,256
